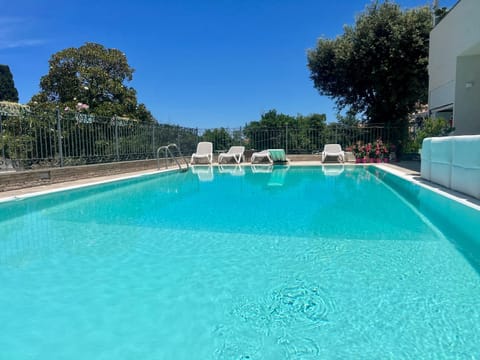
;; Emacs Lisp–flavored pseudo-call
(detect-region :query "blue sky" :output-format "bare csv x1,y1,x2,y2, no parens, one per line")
1,0,456,129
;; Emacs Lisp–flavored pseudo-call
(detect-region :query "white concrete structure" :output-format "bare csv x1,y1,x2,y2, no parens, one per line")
420,137,432,180
428,0,480,135
421,135,480,199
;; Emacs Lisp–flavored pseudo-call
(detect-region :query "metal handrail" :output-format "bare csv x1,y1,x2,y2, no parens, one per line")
156,143,189,171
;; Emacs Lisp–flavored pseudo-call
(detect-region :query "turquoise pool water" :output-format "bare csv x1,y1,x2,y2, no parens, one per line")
1,166,479,359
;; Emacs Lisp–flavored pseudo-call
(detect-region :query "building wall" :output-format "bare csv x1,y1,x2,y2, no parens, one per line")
455,55,480,134
428,0,480,134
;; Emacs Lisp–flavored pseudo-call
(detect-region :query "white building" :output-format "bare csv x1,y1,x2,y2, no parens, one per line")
428,0,480,135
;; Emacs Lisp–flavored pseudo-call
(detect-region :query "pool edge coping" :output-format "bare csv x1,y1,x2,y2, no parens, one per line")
376,163,480,211
0,168,174,203
1,162,479,212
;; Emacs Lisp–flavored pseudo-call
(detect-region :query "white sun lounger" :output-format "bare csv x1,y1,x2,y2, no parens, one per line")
218,146,245,164
251,150,272,164
321,144,345,163
251,149,289,164
191,142,213,164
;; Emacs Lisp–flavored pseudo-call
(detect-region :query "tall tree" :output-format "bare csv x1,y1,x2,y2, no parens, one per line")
245,109,326,130
201,128,234,151
307,1,432,141
30,42,155,123
0,65,19,102
244,109,327,152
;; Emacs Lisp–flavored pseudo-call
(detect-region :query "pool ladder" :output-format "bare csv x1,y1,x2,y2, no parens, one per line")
156,143,189,172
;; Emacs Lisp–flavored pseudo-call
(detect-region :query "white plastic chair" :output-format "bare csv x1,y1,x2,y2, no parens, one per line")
191,142,213,164
218,146,245,164
321,144,345,163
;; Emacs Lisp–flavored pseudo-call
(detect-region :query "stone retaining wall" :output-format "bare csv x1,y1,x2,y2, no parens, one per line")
0,159,163,192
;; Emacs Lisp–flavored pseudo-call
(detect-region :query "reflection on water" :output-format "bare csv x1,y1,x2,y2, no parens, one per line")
218,164,245,176
251,164,273,173
0,167,448,241
268,165,290,186
321,165,344,176
191,165,214,182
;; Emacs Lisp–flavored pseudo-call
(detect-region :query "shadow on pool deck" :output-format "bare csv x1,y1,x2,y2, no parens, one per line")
398,160,420,172
387,160,420,175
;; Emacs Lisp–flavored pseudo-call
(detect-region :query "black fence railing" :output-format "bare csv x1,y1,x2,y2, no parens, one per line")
0,110,395,170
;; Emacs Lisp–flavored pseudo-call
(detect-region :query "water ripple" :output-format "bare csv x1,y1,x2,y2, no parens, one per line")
214,280,335,359
268,282,333,324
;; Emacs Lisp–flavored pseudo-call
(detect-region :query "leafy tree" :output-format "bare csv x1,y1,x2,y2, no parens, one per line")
434,6,449,24
244,110,293,151
245,109,297,129
244,109,327,152
296,113,327,130
307,1,432,143
405,117,454,152
0,65,19,102
201,128,234,151
335,110,360,127
30,42,155,123
244,109,326,131
290,113,327,153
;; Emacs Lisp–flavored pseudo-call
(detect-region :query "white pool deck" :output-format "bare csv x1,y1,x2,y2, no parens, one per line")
0,161,479,211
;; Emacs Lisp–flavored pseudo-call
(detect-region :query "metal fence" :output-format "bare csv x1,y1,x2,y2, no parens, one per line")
243,125,392,154
0,111,199,170
0,110,394,170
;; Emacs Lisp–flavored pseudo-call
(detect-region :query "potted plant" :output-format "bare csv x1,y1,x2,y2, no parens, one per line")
373,138,387,162
365,142,376,162
350,143,367,163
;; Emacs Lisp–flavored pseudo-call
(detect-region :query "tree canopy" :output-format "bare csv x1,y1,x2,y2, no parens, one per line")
243,109,327,152
30,42,155,123
0,65,19,102
307,1,432,139
245,109,327,130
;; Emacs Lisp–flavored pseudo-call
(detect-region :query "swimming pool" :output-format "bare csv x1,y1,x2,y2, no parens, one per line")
1,165,479,359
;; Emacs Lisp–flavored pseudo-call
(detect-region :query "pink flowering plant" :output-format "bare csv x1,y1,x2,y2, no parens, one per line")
350,142,366,159
349,139,391,162
63,102,89,113
373,138,389,159
76,102,89,112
